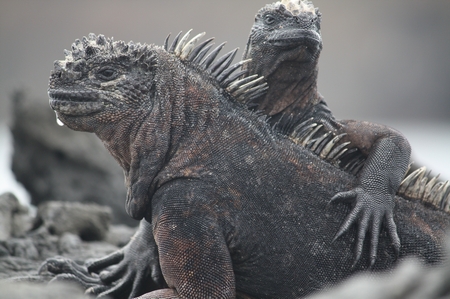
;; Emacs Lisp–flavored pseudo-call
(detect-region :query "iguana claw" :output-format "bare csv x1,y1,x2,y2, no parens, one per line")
40,257,102,289
331,187,400,268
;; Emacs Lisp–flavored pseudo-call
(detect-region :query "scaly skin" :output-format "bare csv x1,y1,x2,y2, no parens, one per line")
42,33,449,299
242,0,411,267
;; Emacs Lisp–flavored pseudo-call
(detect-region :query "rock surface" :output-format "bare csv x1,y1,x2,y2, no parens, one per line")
36,201,112,241
0,195,136,284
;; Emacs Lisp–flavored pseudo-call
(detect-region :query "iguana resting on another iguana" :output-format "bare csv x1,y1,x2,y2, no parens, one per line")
242,0,450,268
44,27,450,298
242,0,415,267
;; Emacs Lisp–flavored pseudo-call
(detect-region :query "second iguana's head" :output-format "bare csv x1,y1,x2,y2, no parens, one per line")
243,0,322,78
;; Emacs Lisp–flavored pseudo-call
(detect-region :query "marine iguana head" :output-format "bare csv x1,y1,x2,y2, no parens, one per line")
48,35,170,220
48,34,157,133
243,0,322,79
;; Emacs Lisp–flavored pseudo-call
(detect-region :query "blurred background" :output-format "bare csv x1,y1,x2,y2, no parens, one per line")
0,0,449,219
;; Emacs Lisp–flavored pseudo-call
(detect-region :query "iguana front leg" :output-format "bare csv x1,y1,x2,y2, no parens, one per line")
135,217,235,299
85,220,165,298
137,183,236,299
330,120,411,267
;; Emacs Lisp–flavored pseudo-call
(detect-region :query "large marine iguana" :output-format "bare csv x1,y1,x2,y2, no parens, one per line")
241,0,416,267
44,31,450,298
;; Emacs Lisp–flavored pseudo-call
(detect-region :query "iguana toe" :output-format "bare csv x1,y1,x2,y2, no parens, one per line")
331,187,399,268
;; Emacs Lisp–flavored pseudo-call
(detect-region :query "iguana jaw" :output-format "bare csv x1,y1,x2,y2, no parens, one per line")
267,28,321,51
48,90,105,116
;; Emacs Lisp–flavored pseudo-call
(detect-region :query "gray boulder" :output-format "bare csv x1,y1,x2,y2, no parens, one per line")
35,201,111,241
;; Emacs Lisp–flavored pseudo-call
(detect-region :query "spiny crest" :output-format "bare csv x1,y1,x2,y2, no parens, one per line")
164,30,268,104
289,118,365,175
56,33,155,70
399,166,450,213
278,0,317,16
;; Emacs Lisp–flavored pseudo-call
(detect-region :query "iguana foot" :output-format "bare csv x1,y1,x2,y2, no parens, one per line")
330,187,400,268
39,256,104,289
39,247,163,299
84,246,164,298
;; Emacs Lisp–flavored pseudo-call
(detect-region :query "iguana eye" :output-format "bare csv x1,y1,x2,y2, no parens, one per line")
264,14,276,25
97,68,118,81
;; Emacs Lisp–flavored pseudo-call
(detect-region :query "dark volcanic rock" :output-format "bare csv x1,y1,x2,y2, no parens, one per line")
10,91,138,226
0,197,130,283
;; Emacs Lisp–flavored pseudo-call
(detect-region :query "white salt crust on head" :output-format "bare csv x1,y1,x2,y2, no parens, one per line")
278,0,316,16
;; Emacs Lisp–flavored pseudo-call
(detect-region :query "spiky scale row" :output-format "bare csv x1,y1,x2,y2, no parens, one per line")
164,31,268,104
174,30,194,56
319,133,347,159
399,167,450,213
210,48,239,77
201,42,227,69
308,131,330,152
188,38,215,63
289,119,360,171
217,60,250,84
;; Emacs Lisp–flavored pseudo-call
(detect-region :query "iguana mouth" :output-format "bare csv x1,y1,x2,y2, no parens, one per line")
48,91,105,116
268,29,321,50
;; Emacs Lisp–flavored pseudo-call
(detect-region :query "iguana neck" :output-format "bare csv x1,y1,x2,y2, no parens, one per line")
257,60,321,117
94,70,217,180
94,110,154,173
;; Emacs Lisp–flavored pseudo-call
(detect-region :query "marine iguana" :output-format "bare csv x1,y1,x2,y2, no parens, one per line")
241,0,415,267
44,31,450,298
